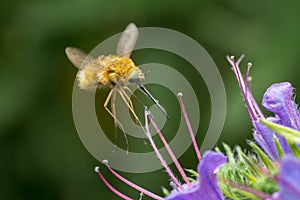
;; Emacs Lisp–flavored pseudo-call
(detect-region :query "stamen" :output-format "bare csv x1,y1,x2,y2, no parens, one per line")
139,192,144,200
170,181,179,191
177,92,202,162
244,62,264,119
103,161,163,200
94,166,133,200
248,90,265,119
147,110,193,188
144,107,184,190
245,63,252,92
226,55,258,122
236,54,245,65
244,63,253,118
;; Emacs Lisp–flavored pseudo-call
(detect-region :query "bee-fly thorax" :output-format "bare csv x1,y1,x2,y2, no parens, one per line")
76,55,144,90
102,56,143,86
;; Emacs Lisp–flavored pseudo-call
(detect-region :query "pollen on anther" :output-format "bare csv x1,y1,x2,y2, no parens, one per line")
102,160,109,165
94,166,100,173
230,55,235,60
145,108,151,116
177,92,183,97
170,181,177,189
139,192,144,200
248,62,252,67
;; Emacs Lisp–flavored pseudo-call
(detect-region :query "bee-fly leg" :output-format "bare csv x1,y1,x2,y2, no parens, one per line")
104,87,127,153
118,87,147,137
111,88,129,154
123,87,147,145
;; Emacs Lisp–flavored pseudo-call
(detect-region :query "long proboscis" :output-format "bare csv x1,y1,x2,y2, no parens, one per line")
138,84,169,120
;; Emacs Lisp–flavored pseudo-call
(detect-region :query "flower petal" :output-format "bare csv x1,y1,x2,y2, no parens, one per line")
165,151,227,200
253,131,276,160
273,156,300,200
262,82,300,130
255,116,292,160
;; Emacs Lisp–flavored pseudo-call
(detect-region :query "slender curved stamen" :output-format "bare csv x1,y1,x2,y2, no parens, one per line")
236,54,245,65
144,107,183,190
94,166,133,200
226,55,258,122
139,193,144,200
177,92,202,162
147,111,192,188
245,63,252,98
248,90,265,119
103,161,163,200
245,62,265,119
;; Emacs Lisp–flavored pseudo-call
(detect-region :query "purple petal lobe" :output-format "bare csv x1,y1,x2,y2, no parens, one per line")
253,132,275,160
165,151,227,200
262,82,300,130
255,120,279,160
273,156,300,200
254,116,292,160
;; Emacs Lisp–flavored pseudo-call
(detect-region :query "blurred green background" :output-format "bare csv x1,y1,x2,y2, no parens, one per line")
1,0,300,199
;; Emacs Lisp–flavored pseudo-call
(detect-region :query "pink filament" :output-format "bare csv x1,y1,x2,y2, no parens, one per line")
144,108,184,190
178,92,202,162
95,166,133,200
104,163,163,200
148,112,192,188
226,55,258,122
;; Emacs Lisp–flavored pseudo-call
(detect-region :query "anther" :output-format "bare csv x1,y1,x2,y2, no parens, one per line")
102,160,109,165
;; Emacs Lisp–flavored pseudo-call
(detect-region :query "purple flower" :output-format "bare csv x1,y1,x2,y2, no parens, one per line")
165,151,226,200
273,156,300,200
255,83,299,160
227,55,299,160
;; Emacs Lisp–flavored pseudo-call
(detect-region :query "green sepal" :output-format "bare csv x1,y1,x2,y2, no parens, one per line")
236,146,245,163
273,135,284,159
241,152,263,177
184,169,198,177
260,118,300,143
223,143,235,164
248,141,276,174
161,186,170,196
244,172,257,183
215,147,221,153
287,138,300,158
187,177,197,182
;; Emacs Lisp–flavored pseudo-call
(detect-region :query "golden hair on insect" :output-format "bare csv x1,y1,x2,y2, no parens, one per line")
65,23,168,152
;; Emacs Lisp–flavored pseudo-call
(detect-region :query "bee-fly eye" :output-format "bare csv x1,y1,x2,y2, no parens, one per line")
128,70,140,83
